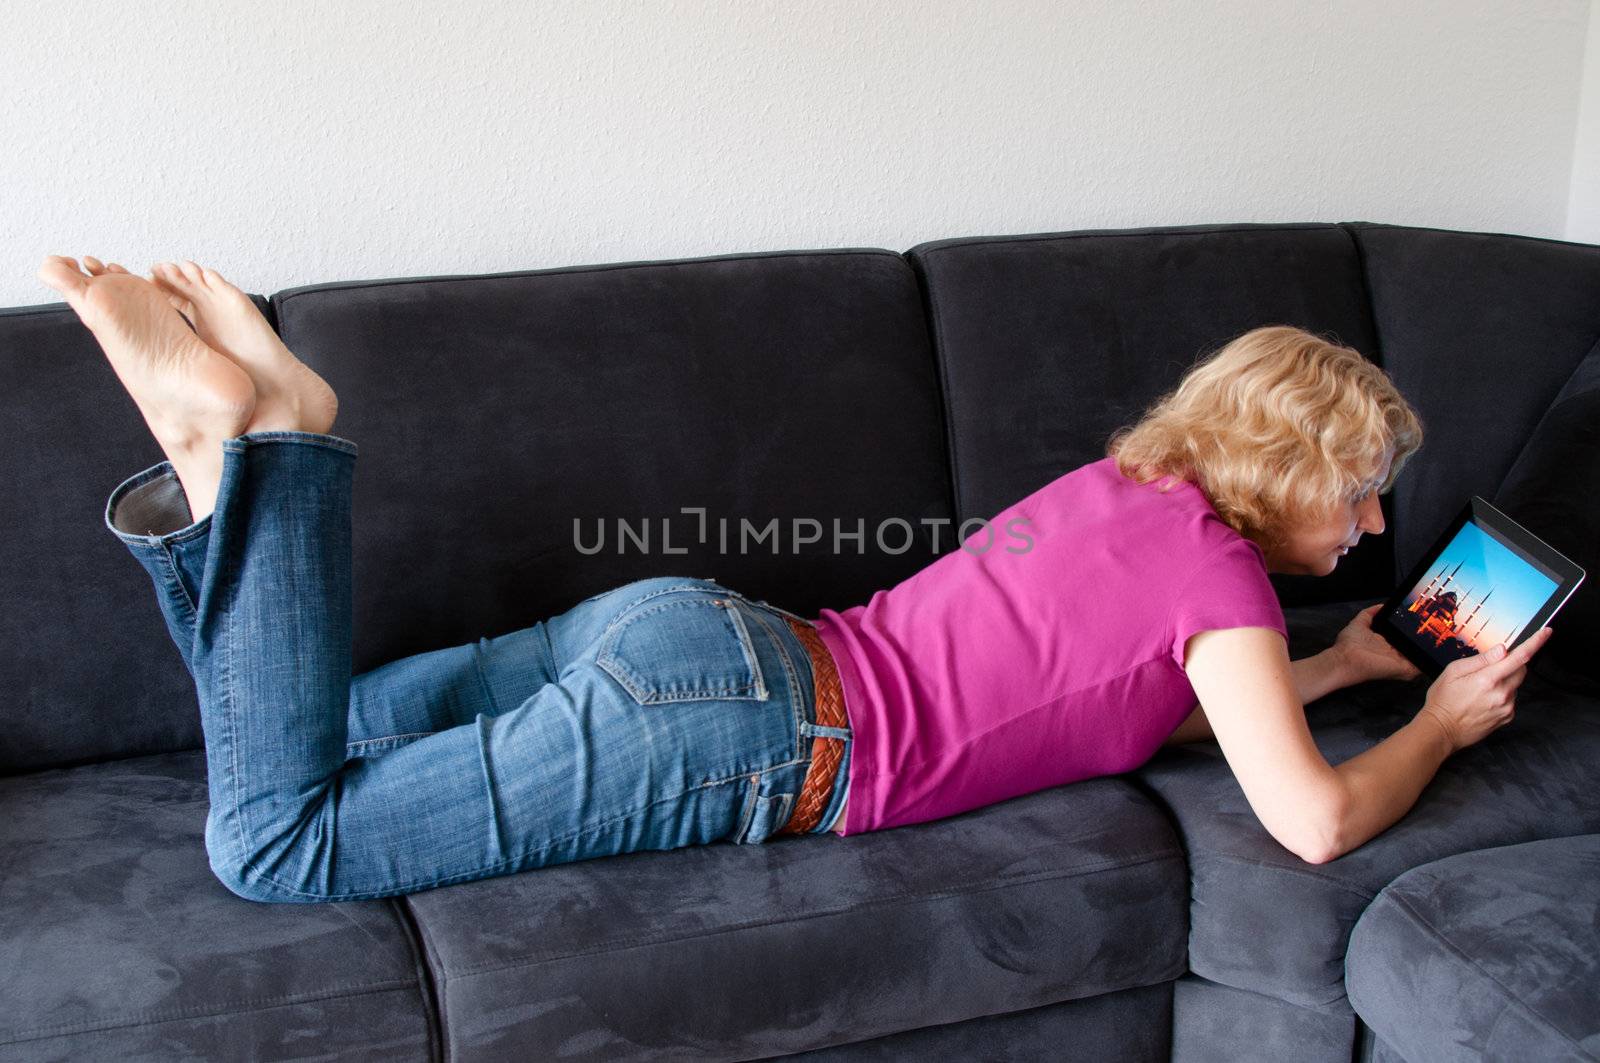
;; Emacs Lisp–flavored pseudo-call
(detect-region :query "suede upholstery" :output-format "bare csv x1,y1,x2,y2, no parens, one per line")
1346,836,1600,1061
3,222,1598,1061
1132,601,1600,1021
1348,223,1600,582
270,252,954,674
905,222,1394,608
0,751,434,1062
0,298,271,776
1493,337,1600,689
1170,976,1358,1063
786,984,1173,1061
402,779,1185,1060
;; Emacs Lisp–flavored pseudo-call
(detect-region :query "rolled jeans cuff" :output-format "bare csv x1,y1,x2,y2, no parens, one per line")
105,431,359,546
105,461,203,545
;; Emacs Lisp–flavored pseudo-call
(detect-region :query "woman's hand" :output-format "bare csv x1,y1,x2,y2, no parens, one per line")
1334,603,1423,684
1417,627,1554,753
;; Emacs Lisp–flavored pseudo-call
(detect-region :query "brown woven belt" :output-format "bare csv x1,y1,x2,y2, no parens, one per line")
775,615,848,836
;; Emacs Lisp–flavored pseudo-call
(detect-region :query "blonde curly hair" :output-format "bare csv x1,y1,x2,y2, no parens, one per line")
1106,325,1424,552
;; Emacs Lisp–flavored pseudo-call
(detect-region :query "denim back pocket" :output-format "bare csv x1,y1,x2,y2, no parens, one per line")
597,596,769,705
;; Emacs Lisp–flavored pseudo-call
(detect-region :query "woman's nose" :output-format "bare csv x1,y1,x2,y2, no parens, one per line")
1359,493,1385,534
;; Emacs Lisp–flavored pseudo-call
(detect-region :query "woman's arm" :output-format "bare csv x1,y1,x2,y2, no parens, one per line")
1181,627,1350,862
1181,624,1551,864
1165,646,1357,745
1164,604,1422,747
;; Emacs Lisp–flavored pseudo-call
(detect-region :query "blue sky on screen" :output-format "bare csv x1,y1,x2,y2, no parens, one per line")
1402,523,1556,651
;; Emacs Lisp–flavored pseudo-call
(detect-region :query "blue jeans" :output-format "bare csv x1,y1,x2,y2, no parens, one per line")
105,430,853,904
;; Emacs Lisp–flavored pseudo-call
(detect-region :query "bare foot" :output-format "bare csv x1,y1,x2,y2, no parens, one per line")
40,255,256,523
142,260,338,436
78,257,201,328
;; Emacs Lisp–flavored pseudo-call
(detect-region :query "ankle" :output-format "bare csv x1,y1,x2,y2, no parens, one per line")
246,390,337,436
163,446,225,527
172,473,217,524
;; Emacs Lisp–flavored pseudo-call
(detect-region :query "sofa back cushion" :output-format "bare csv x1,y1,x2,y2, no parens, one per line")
0,302,271,774
906,222,1391,607
1350,223,1600,583
1493,337,1600,688
271,251,953,675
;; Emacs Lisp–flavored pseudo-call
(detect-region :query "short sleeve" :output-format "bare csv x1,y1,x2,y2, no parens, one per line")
1168,537,1288,668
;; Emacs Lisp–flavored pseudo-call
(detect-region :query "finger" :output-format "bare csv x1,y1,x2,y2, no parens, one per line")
82,255,106,275
1454,646,1507,675
1482,629,1552,680
1512,627,1554,660
1493,663,1528,690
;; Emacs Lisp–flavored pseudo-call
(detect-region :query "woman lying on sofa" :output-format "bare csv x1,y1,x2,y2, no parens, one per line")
37,253,1553,903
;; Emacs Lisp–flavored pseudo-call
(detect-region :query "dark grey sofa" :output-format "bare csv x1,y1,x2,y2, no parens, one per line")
2,221,1596,1061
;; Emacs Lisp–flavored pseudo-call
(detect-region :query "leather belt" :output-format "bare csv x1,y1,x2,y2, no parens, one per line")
775,616,848,835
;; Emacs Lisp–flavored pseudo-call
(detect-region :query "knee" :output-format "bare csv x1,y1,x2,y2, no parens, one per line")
206,846,276,903
204,819,319,905
206,849,330,904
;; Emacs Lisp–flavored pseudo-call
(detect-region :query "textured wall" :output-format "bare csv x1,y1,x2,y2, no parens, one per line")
2,0,1593,307
1569,0,1600,242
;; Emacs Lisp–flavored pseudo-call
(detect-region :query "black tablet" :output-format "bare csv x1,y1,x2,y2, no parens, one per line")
1374,496,1586,678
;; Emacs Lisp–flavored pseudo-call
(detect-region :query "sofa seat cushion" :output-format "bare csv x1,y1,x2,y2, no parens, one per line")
0,752,433,1061
785,983,1173,1061
1346,835,1600,1061
1171,975,1361,1063
1132,599,1600,1009
401,778,1187,1062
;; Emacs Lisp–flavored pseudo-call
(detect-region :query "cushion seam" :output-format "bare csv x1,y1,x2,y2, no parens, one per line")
907,246,967,529
433,849,1185,978
1197,850,1379,901
1344,220,1600,253
1373,889,1598,1055
271,248,905,310
911,222,1342,258
1,978,418,1046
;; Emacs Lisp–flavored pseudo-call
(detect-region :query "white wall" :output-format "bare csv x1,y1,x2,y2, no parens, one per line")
2,0,1594,308
1568,0,1600,242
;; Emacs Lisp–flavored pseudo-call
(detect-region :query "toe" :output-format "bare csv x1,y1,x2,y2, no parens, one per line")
148,269,194,307
38,255,90,299
199,265,236,293
155,262,193,293
166,290,196,321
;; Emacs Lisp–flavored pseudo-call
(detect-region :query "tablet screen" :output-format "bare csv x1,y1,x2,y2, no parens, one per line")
1390,520,1560,665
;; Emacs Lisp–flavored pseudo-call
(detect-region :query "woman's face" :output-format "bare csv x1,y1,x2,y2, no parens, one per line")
1264,450,1394,576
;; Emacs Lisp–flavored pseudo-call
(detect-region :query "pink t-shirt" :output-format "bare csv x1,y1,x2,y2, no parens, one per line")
811,456,1288,837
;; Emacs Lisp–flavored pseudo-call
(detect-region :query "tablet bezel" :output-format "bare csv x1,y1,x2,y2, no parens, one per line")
1373,495,1586,679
